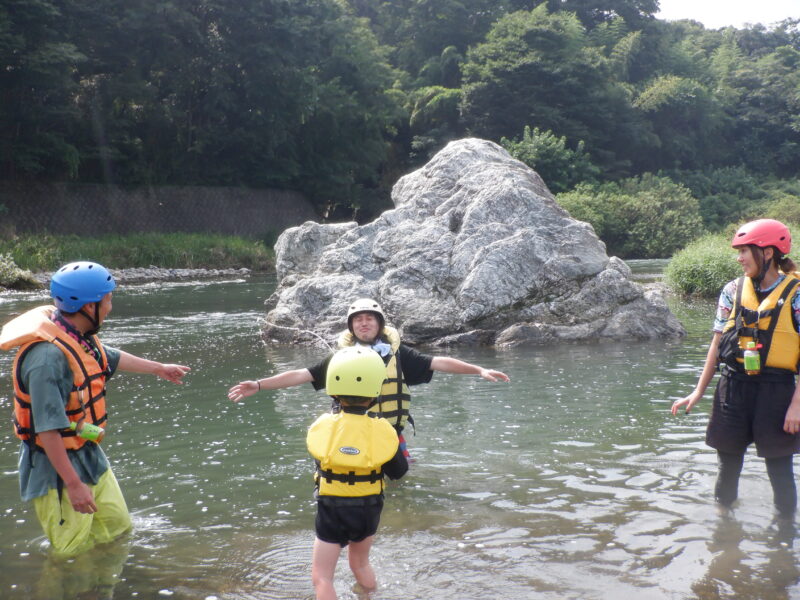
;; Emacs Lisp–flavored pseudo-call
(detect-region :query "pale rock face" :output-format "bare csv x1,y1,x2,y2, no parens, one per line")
263,138,685,346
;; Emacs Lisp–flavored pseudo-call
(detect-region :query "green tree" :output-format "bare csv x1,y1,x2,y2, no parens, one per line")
500,125,600,193
39,0,404,210
348,0,509,78
461,5,647,176
0,0,85,179
408,85,463,161
727,45,800,176
633,74,726,170
557,174,704,258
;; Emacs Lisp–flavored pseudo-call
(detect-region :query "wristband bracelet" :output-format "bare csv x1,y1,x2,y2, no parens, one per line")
257,379,262,391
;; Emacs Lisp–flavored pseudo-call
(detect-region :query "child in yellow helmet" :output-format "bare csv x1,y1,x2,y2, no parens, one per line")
306,346,408,599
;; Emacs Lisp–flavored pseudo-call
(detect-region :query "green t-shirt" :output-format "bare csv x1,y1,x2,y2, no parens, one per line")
17,341,120,501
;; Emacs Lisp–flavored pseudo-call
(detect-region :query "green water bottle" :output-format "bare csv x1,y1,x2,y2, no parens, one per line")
69,421,105,443
743,341,761,376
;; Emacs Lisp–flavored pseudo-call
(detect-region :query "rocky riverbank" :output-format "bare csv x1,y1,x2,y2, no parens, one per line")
27,266,252,287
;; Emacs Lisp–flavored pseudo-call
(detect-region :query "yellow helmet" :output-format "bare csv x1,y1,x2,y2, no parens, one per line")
326,346,386,398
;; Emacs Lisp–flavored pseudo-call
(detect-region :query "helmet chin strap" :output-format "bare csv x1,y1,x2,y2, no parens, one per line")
751,246,771,290
78,302,102,336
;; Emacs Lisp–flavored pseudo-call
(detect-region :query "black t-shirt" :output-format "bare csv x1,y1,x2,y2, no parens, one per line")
307,344,434,391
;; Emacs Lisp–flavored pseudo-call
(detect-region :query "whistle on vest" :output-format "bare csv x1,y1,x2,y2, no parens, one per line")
69,421,105,443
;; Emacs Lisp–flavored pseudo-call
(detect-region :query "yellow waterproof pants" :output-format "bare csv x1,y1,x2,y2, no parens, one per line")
32,468,131,557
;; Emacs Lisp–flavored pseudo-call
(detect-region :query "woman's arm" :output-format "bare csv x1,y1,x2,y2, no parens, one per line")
671,331,721,415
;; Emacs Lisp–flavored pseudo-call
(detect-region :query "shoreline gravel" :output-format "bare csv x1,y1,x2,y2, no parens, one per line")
31,266,253,286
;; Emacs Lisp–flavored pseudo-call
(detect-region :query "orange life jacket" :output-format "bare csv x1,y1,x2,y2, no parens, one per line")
0,306,109,450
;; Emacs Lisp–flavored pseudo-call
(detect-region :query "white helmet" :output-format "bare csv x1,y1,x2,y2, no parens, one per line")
346,298,385,331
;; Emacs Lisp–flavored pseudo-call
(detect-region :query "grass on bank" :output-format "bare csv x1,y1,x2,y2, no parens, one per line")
665,221,800,298
0,233,274,273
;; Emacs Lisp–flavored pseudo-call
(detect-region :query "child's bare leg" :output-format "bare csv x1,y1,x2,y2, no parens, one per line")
348,535,376,592
312,537,342,600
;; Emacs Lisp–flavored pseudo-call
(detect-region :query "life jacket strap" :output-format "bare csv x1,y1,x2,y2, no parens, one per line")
317,468,383,485
719,363,796,382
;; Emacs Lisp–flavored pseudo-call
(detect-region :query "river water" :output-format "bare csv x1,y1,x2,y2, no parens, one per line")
0,265,797,600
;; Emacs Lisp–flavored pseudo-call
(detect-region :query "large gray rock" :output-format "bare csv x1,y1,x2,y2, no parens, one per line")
263,138,685,346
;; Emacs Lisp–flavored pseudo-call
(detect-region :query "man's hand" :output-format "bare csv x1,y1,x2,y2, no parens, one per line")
155,363,191,384
66,479,97,514
479,368,510,382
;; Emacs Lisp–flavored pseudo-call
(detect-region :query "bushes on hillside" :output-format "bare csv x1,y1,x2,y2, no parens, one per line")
556,174,704,259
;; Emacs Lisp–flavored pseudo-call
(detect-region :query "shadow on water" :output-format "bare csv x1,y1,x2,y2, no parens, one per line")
0,265,798,599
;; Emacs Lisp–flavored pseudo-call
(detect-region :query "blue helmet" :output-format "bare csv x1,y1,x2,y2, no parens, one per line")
50,262,116,312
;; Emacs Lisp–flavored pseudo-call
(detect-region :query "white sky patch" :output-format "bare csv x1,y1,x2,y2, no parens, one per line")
656,0,798,29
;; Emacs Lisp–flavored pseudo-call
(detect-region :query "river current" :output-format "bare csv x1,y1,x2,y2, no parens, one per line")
0,264,797,599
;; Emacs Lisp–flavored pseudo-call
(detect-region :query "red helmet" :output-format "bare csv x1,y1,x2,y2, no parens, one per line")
731,219,791,255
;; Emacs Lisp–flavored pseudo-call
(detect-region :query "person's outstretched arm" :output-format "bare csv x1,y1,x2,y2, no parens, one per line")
228,369,314,402
117,351,191,384
671,331,721,415
429,357,510,382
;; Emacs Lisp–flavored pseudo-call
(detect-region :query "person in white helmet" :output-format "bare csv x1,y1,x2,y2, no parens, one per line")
228,298,509,456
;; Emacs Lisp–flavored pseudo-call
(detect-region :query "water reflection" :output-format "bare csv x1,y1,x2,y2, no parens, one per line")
0,272,798,599
33,537,130,600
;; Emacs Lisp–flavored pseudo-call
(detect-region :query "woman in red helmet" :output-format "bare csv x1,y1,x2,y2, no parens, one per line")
672,219,800,516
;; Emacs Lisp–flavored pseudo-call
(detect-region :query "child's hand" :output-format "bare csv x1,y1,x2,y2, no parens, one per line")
228,381,259,402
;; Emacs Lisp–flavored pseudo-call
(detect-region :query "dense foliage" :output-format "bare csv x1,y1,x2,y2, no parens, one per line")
2,0,799,249
557,175,703,258
501,126,600,193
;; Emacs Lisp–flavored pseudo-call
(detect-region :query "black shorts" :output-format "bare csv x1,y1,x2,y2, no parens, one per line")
706,370,800,458
315,495,384,547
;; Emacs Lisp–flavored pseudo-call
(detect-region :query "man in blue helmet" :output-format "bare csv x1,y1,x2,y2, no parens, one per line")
0,261,191,557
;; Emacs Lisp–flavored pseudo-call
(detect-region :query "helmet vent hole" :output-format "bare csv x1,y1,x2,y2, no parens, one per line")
56,296,63,301
335,376,340,381
72,265,79,270
70,296,78,300
88,265,94,269
356,377,362,381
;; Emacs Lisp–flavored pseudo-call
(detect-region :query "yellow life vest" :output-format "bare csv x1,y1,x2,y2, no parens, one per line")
721,274,800,373
337,326,411,430
0,306,110,450
306,409,399,497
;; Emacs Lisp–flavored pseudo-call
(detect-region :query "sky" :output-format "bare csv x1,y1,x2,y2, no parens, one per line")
655,0,798,29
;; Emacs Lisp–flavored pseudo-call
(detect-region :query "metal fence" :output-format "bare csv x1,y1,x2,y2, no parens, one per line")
0,182,319,238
